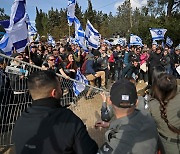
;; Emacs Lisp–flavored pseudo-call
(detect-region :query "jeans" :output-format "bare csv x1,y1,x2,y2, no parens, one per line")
114,68,122,81
139,70,148,82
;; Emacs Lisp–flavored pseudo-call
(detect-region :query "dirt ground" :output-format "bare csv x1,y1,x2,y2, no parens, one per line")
71,94,108,147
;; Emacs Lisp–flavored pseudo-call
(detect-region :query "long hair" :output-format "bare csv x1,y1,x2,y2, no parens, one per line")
151,65,166,86
152,73,180,134
65,53,77,70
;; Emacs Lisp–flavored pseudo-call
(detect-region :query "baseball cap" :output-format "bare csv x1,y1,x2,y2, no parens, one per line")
110,79,138,108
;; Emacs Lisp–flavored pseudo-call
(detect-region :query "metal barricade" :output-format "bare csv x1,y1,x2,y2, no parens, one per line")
0,53,103,150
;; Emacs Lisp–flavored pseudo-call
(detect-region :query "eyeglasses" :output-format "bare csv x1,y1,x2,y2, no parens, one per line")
48,59,55,61
17,56,23,59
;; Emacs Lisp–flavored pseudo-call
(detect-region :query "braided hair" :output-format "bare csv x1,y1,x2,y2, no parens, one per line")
152,73,180,134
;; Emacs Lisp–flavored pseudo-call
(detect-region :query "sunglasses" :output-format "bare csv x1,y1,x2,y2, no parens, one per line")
48,59,55,61
17,56,23,59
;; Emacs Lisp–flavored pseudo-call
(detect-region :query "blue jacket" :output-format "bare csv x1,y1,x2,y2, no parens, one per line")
124,51,129,66
85,59,96,75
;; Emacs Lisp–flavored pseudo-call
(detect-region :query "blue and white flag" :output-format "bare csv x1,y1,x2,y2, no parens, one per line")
74,16,87,50
117,38,125,46
166,36,173,47
67,0,76,26
0,0,28,54
130,34,143,46
152,40,158,45
47,34,56,47
0,33,13,55
85,20,100,49
150,28,167,40
73,70,89,96
103,39,112,46
26,14,38,42
28,25,37,42
34,34,40,42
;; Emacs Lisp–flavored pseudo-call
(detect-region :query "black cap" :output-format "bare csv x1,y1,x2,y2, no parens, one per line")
110,79,138,108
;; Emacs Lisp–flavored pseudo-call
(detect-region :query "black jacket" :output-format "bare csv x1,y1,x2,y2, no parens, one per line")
12,97,98,154
171,52,180,67
148,52,162,68
113,51,124,68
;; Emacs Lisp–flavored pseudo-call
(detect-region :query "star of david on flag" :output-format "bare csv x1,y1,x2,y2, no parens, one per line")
149,28,167,41
117,39,124,46
130,34,143,46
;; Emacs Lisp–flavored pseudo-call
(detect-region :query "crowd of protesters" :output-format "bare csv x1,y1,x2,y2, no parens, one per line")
0,37,180,154
20,38,180,89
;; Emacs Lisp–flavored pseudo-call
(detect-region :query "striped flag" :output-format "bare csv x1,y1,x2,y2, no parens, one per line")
85,20,100,49
47,34,56,47
166,37,173,47
130,34,143,46
26,15,37,42
0,33,13,56
0,0,28,54
149,28,167,40
73,70,89,96
74,16,87,51
67,0,76,26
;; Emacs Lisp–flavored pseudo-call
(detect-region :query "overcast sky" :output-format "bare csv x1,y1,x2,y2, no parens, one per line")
1,0,147,24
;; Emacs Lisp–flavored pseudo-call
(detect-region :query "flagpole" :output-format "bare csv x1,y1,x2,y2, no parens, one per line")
69,26,71,38
28,44,31,63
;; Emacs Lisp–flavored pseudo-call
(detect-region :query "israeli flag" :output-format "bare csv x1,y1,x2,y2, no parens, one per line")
47,34,56,47
152,40,158,45
0,33,13,55
117,38,124,46
150,28,167,40
26,14,37,42
85,20,100,49
130,34,143,46
74,16,87,50
73,70,89,96
102,39,111,46
0,0,28,53
28,25,37,42
27,21,37,36
166,36,173,47
34,34,40,42
67,0,76,26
